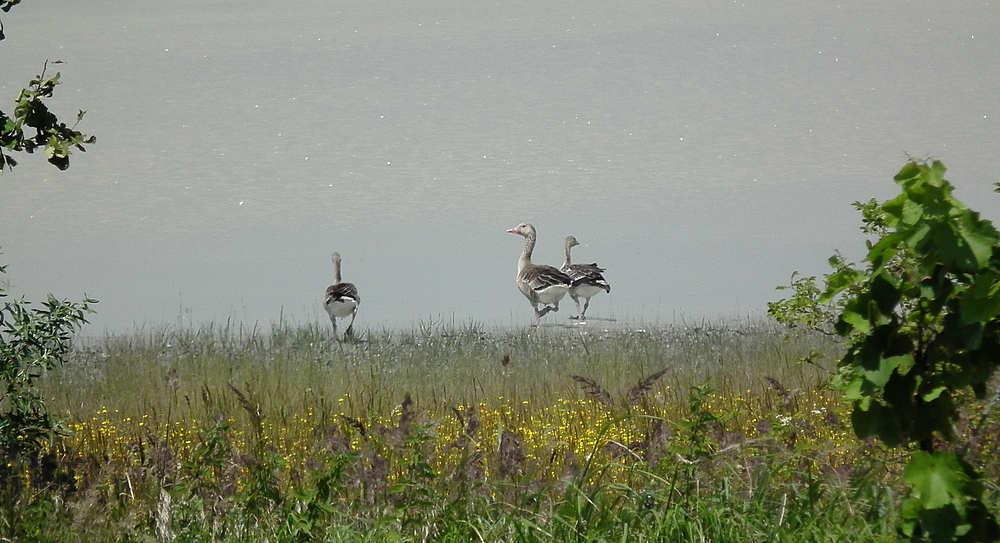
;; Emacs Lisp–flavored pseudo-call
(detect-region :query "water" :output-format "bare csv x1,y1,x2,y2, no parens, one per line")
2,0,998,333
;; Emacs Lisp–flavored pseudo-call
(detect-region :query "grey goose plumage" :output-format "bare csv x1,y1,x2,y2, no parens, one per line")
561,236,611,321
323,252,360,340
507,223,576,326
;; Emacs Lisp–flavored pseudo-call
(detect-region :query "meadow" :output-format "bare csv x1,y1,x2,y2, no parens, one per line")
5,319,999,542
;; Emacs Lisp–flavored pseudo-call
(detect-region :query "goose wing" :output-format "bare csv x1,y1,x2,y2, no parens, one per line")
563,261,605,275
525,265,574,292
564,263,611,293
325,282,360,304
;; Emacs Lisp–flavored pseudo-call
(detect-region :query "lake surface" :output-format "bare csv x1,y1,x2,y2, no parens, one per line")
2,0,999,333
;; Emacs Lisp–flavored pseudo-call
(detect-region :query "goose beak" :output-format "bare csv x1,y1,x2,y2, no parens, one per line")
506,228,517,234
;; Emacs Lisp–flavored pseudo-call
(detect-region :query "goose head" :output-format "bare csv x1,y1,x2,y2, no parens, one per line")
506,223,535,237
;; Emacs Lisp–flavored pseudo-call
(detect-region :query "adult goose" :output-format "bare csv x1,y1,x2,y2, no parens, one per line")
507,223,575,326
561,236,611,321
323,252,360,340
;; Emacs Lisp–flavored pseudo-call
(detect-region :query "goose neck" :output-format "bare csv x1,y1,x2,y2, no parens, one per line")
332,256,343,284
519,231,536,270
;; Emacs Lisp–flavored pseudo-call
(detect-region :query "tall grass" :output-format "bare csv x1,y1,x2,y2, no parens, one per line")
50,318,838,425
7,319,988,541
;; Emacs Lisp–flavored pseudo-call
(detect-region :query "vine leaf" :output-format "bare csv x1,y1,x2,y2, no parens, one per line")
904,451,975,510
960,271,1000,324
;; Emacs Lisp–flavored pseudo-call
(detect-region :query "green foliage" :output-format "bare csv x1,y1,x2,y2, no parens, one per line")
0,258,95,458
0,258,94,542
2,3,96,174
279,453,352,543
830,160,1000,450
678,383,723,462
0,62,96,173
770,159,1000,542
901,451,999,542
229,384,286,517
769,272,838,334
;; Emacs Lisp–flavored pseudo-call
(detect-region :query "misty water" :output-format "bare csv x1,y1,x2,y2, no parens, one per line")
1,0,999,334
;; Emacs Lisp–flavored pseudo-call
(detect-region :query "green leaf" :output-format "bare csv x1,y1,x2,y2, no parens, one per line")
821,266,861,301
899,197,926,226
865,231,904,268
960,272,1000,324
957,209,1000,270
902,221,932,248
840,375,865,400
893,160,924,187
922,385,947,402
865,354,913,388
838,306,871,334
903,451,972,510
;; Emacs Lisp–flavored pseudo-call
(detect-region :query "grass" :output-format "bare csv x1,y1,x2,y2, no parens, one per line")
3,318,995,541
53,318,837,422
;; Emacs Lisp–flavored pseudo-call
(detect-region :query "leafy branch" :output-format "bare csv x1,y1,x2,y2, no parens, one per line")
1,61,96,174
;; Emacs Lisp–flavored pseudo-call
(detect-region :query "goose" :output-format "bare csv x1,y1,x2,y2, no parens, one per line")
323,252,360,340
507,223,575,326
561,236,611,321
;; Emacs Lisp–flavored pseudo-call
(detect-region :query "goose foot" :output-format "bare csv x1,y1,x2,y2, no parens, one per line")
534,305,560,325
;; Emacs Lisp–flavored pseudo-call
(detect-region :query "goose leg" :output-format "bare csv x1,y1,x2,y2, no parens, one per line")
344,310,357,341
569,294,583,320
580,298,591,321
535,304,557,325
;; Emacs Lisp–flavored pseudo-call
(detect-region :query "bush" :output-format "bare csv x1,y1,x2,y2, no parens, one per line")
770,159,1000,542
0,258,95,460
